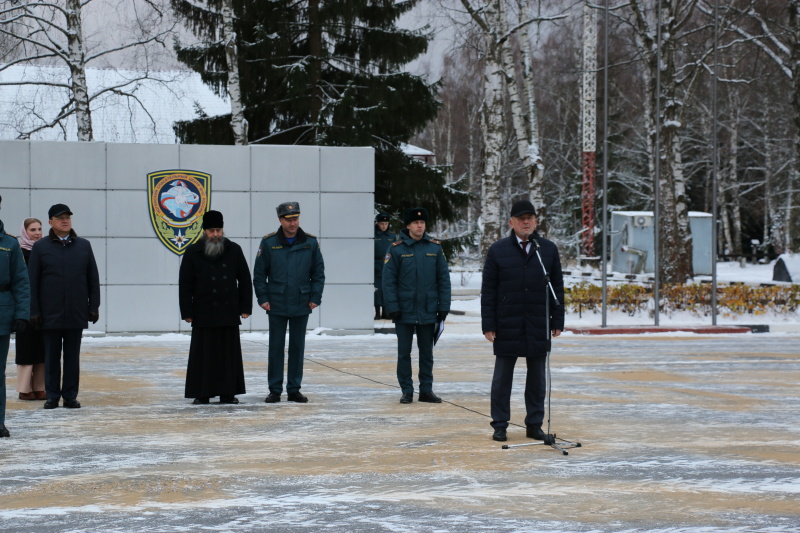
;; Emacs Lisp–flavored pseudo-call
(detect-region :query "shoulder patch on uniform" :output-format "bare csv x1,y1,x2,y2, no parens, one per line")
430,238,441,245
263,232,276,239
305,232,317,238
4,232,18,238
391,240,403,246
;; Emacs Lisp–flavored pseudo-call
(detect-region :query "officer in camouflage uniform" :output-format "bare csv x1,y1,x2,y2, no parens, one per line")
373,212,395,319
382,207,451,404
253,202,325,404
0,195,31,438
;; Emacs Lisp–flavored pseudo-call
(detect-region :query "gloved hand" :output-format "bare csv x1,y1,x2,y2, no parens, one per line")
388,311,401,321
29,315,41,328
89,311,99,324
14,319,28,334
437,312,448,322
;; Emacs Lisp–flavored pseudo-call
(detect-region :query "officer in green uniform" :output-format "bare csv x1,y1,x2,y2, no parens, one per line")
374,212,396,319
253,202,325,404
0,195,31,438
382,207,451,404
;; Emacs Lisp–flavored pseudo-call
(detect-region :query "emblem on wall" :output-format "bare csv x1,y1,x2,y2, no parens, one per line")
147,170,211,255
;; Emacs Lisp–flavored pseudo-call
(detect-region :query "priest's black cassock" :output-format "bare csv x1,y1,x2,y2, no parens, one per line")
179,232,252,401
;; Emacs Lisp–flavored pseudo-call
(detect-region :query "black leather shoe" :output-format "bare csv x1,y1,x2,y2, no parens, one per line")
287,391,308,403
418,391,442,403
192,398,209,405
492,428,507,442
264,393,281,403
526,424,547,440
399,392,413,404
0,424,9,438
219,396,239,404
63,399,81,409
43,399,59,409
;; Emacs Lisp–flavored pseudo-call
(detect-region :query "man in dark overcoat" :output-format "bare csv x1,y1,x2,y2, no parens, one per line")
253,202,325,404
481,200,565,442
29,204,100,410
0,195,30,437
382,207,451,404
179,210,252,405
373,212,396,319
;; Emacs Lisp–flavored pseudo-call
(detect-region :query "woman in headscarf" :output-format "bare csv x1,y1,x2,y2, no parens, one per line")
16,217,46,401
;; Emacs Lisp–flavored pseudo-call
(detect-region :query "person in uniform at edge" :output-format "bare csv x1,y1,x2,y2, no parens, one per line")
382,207,451,404
29,203,100,410
373,212,396,319
253,202,325,404
0,195,31,437
481,200,564,442
179,210,253,405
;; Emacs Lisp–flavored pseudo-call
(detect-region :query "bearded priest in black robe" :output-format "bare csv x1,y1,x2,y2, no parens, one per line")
179,210,253,404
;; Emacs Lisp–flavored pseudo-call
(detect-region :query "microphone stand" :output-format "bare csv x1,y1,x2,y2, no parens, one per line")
502,238,581,455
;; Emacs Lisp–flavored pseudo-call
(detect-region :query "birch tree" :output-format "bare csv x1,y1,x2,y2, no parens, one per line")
626,0,700,284
1,0,176,141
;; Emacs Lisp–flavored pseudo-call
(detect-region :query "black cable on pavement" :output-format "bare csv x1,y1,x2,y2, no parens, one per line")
243,339,526,428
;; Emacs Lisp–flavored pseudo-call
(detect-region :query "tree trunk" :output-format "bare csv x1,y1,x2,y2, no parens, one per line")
789,0,800,250
632,0,693,283
223,0,247,145
66,0,92,141
500,0,545,232
307,0,323,133
479,2,506,260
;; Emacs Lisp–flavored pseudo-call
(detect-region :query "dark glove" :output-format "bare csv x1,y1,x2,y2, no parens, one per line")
14,319,28,334
437,312,448,322
388,311,401,321
29,315,41,328
89,311,99,324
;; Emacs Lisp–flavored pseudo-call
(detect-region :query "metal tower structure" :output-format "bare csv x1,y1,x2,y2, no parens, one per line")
580,2,598,259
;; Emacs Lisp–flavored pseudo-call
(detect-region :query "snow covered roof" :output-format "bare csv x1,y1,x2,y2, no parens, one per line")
773,254,800,283
612,211,711,217
400,142,433,157
0,64,229,143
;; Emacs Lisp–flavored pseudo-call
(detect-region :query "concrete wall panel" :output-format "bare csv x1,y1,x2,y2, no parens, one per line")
107,143,179,190
0,140,30,188
31,189,106,238
321,239,372,284
251,145,320,192
31,141,106,189
106,284,180,332
179,144,250,192
250,192,320,237
321,192,373,238
106,238,179,285
320,284,373,331
320,146,374,193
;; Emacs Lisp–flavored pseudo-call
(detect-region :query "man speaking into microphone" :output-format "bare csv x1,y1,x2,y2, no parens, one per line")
481,200,565,442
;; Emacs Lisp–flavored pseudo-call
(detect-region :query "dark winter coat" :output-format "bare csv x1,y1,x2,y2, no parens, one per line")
374,227,396,306
481,230,565,357
0,219,30,335
253,227,325,317
179,238,253,328
382,229,451,324
28,229,100,330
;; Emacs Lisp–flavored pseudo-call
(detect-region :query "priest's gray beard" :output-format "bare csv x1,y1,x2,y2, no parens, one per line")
203,234,225,258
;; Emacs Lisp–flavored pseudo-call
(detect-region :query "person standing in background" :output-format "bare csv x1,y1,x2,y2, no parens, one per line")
28,204,100,410
16,218,46,401
0,195,31,437
373,212,395,319
253,202,325,404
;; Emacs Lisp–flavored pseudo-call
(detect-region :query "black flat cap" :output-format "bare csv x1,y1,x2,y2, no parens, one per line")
48,203,73,219
510,200,537,217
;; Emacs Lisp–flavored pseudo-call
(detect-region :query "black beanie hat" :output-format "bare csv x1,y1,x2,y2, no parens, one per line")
202,210,224,229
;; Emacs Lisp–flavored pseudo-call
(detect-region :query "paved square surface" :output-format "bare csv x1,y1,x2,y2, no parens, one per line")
2,324,799,532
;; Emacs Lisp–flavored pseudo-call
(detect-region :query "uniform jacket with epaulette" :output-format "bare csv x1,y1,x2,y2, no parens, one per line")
0,219,30,335
253,227,325,317
382,229,451,324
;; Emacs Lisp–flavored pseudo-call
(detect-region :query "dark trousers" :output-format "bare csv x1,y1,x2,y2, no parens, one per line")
0,335,9,425
267,314,309,394
43,329,83,401
395,323,435,394
490,355,546,430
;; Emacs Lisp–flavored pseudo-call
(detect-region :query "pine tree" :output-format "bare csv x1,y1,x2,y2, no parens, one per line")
171,0,469,250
